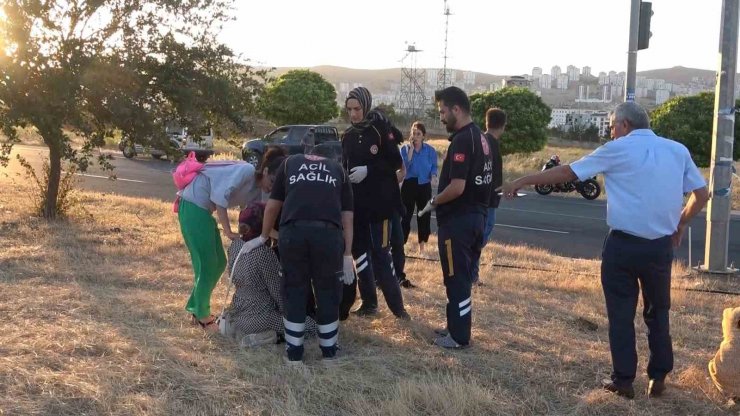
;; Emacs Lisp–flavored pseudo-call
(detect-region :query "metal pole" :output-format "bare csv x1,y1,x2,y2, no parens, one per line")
625,0,640,102
701,0,738,274
688,226,692,268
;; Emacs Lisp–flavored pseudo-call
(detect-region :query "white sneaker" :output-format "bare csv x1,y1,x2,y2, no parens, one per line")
239,331,277,348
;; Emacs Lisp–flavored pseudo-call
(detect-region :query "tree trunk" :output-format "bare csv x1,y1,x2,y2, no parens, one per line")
44,140,62,219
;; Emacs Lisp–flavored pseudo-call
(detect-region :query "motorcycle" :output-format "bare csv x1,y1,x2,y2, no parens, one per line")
534,155,601,200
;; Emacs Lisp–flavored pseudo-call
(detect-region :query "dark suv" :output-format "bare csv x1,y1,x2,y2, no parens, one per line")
241,125,342,167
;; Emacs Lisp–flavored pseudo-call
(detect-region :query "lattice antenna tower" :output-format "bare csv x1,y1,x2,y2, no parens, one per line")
399,43,426,119
437,0,452,90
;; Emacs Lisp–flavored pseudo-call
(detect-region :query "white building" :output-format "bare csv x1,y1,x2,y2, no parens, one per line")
582,66,592,77
549,108,570,128
551,65,562,79
463,71,476,85
602,85,613,102
656,89,671,105
567,65,580,82
557,74,569,90
532,67,543,80
426,69,439,85
550,109,610,137
539,73,552,89
590,112,610,137
598,72,608,85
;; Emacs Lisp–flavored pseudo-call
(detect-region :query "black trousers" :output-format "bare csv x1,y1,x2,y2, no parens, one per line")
601,230,674,386
390,212,406,281
437,212,485,345
401,178,432,243
340,218,406,317
279,223,343,360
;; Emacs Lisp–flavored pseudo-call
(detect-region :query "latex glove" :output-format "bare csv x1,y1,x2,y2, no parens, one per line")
349,166,368,183
341,255,356,285
418,198,435,217
241,235,267,254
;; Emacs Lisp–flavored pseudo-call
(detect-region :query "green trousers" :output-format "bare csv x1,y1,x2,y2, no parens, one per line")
179,199,226,320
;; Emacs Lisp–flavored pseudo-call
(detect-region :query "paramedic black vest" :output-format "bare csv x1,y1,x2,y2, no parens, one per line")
274,154,354,228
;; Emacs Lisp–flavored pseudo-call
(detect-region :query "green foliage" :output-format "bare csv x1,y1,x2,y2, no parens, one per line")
470,88,551,155
259,70,339,125
15,155,80,218
651,92,740,167
0,0,266,218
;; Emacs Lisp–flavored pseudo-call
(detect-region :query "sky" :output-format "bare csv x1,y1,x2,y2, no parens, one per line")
220,0,729,76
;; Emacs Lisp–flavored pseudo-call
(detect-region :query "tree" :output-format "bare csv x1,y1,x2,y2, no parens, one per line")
0,0,266,218
470,88,551,155
258,70,339,126
651,92,740,167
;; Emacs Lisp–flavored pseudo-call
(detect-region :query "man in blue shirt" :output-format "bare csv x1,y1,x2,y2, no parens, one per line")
501,102,709,399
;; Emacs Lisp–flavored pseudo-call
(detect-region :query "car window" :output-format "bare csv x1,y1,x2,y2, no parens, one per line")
314,127,339,144
288,126,308,142
267,127,290,141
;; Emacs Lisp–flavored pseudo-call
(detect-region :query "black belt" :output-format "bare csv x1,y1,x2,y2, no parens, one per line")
289,220,340,229
611,230,669,242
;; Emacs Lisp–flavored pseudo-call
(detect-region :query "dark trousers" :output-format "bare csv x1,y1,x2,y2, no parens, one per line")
437,212,485,345
401,178,432,243
390,212,406,281
340,218,406,317
279,223,343,360
601,230,674,386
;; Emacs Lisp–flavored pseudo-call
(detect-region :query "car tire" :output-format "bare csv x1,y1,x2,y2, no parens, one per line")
244,151,261,167
122,145,136,159
152,154,163,160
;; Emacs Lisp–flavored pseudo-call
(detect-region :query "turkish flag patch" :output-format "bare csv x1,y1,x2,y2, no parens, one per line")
453,153,466,162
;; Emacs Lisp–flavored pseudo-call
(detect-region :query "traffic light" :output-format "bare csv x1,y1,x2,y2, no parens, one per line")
638,1,653,50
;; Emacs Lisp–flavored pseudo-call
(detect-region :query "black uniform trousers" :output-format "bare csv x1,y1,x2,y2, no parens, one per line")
340,217,406,317
390,212,406,281
279,222,344,360
601,230,674,387
437,212,485,346
401,178,432,243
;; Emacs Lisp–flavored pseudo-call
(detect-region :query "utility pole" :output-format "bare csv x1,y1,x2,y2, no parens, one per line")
700,0,739,274
624,0,640,101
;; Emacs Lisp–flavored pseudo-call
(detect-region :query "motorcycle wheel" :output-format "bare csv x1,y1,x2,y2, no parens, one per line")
535,184,554,195
122,145,136,159
579,179,601,200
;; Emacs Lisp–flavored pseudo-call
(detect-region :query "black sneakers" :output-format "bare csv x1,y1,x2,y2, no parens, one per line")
351,305,378,317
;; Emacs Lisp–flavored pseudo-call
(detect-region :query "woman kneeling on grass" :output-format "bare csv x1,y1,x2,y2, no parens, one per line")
178,147,287,332
221,202,317,346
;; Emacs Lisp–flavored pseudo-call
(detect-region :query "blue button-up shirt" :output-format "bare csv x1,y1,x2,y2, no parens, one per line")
570,129,706,240
400,142,438,185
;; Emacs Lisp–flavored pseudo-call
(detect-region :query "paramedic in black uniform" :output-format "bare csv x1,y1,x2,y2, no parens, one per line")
422,86,493,349
259,152,356,365
339,86,410,320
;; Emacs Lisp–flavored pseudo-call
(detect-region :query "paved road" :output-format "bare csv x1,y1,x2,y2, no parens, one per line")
5,144,740,265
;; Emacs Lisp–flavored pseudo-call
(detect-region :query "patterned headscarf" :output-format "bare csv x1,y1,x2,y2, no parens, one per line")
238,201,266,241
346,87,372,126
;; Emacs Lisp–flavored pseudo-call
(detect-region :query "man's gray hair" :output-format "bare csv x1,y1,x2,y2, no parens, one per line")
611,102,650,129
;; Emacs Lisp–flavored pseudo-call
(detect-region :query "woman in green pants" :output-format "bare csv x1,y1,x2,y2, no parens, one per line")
179,147,287,331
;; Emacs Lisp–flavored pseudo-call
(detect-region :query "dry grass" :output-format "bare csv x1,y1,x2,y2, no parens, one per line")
1,176,739,415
